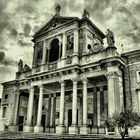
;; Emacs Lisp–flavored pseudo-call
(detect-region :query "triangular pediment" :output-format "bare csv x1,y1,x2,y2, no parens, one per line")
34,16,79,37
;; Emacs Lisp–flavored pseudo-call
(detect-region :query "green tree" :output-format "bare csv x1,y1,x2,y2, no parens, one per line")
104,110,140,139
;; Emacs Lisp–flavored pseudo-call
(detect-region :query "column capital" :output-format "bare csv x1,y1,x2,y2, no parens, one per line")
98,86,103,91
73,27,79,32
62,31,66,35
38,84,44,89
28,86,34,91
71,78,79,84
48,93,52,98
81,77,88,84
13,88,19,95
59,80,65,85
106,71,119,79
53,93,56,97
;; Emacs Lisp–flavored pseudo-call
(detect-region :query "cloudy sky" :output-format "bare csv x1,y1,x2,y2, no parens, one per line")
0,0,140,95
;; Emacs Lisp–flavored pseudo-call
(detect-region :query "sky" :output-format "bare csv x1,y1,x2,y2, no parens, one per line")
0,0,140,96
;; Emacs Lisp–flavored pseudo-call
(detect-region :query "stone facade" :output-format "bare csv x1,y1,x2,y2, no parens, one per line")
0,5,139,136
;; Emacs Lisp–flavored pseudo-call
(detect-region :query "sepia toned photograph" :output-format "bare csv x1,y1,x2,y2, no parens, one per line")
0,0,140,139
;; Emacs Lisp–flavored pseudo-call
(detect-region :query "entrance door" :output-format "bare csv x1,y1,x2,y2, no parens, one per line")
68,109,72,127
18,116,24,131
41,115,46,132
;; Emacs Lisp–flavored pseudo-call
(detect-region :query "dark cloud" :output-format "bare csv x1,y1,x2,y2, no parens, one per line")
0,51,16,66
24,23,32,37
0,0,140,93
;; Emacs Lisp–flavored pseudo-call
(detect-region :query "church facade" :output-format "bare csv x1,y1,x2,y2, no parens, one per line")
0,5,140,135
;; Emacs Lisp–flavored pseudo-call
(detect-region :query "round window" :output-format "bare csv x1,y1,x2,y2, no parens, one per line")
87,44,92,50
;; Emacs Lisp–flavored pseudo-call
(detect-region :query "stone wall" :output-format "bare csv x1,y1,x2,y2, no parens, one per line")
124,53,140,113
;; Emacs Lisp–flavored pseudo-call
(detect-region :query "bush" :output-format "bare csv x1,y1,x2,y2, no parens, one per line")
104,110,140,139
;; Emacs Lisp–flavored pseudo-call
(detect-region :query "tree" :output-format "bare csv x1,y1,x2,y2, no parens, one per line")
104,110,140,139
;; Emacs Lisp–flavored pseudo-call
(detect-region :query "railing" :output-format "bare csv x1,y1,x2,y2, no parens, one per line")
2,99,9,105
66,49,73,56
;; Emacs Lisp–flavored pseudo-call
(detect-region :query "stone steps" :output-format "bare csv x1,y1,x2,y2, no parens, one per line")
0,131,105,139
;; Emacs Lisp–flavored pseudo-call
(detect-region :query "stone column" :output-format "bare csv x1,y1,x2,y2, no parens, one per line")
80,77,89,134
34,85,44,132
62,32,66,58
97,87,102,127
24,86,34,132
50,93,56,133
45,94,51,132
107,65,120,117
69,78,78,134
9,89,20,131
56,80,66,133
73,28,79,55
41,40,47,65
92,87,98,133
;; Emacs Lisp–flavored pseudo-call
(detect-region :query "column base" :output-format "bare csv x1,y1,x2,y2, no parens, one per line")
24,125,34,132
92,127,98,134
69,125,79,134
34,126,43,133
56,125,66,134
50,127,55,133
45,127,50,132
80,125,89,134
8,125,18,131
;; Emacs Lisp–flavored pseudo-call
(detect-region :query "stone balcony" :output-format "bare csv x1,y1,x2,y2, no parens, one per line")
16,46,124,79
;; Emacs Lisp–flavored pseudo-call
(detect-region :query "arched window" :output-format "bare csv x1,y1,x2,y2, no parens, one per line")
49,38,60,62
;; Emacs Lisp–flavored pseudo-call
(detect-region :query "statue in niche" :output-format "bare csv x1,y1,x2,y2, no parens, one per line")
18,59,23,72
67,34,74,50
79,29,83,39
106,29,115,46
37,47,43,60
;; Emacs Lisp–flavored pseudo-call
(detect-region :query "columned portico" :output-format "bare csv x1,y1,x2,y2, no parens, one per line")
80,77,89,134
56,80,66,133
69,78,78,134
24,86,34,132
34,85,44,132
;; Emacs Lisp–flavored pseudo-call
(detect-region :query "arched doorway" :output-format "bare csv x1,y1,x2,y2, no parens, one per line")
49,38,60,62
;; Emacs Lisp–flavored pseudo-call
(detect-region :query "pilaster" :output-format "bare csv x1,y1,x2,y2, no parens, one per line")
62,32,66,58
106,64,120,117
73,28,79,55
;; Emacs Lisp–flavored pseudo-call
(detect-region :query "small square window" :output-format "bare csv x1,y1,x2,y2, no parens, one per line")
2,107,7,118
4,94,8,99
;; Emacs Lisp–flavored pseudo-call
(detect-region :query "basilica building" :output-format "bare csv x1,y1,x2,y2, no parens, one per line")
0,5,140,136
